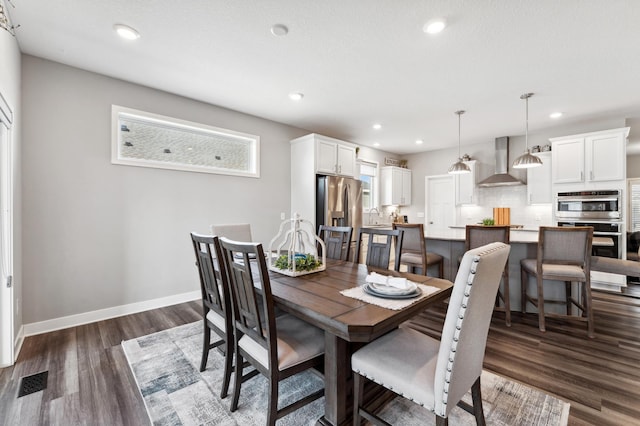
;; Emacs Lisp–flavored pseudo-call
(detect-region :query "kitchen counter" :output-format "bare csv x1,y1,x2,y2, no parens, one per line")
427,227,539,243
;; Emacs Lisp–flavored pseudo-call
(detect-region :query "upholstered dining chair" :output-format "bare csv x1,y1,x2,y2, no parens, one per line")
211,223,253,242
190,232,233,399
354,227,404,271
318,225,353,261
465,225,511,326
351,242,510,426
521,226,594,338
392,223,444,278
218,238,325,426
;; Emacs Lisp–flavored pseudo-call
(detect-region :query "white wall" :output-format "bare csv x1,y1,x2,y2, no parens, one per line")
21,55,309,324
403,116,627,227
0,24,22,362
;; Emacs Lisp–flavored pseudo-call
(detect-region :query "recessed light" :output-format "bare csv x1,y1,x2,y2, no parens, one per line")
373,143,380,147
373,123,382,130
271,24,289,36
550,112,563,119
114,24,140,40
423,18,447,34
416,139,424,145
289,92,304,101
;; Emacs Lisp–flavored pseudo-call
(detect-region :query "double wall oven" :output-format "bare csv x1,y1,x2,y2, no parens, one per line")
556,190,623,259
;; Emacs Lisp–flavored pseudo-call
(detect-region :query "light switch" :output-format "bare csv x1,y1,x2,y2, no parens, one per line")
280,212,286,220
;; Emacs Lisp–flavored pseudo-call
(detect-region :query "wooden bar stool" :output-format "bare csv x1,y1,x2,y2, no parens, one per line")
393,223,444,278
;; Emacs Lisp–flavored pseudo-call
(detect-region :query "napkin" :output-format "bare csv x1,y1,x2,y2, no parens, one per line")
365,272,414,290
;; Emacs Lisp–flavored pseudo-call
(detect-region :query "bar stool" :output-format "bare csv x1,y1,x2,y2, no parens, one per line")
392,223,443,278
521,226,594,338
465,225,511,326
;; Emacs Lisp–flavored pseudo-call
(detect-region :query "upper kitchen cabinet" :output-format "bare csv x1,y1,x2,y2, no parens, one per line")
527,152,552,204
550,127,630,186
381,166,412,206
455,160,477,205
292,133,357,177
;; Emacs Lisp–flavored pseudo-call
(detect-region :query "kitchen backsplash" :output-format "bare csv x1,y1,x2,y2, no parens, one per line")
457,185,553,228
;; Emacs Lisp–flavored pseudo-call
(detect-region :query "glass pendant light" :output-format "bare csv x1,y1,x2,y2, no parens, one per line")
513,93,543,169
448,110,471,174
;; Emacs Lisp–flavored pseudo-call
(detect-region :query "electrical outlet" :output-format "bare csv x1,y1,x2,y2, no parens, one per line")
280,212,286,220
417,212,425,218
535,215,541,221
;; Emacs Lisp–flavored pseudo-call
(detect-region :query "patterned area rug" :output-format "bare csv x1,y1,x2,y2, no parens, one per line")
122,322,570,426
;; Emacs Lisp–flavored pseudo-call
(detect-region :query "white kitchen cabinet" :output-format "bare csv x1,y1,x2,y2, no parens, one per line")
313,135,356,177
551,127,629,185
381,166,412,206
454,160,477,205
527,152,552,204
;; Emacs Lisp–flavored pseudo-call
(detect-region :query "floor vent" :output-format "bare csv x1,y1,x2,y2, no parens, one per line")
18,371,48,398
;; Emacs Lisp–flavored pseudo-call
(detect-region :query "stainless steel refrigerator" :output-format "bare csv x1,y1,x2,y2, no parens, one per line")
316,175,362,241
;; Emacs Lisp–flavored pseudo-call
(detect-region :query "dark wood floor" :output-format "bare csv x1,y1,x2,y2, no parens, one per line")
1,288,639,425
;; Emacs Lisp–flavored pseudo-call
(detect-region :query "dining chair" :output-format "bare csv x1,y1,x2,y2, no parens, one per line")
218,237,325,426
318,225,353,261
465,225,511,326
521,226,594,337
211,223,253,242
351,242,510,426
392,223,444,278
190,232,233,399
354,227,404,271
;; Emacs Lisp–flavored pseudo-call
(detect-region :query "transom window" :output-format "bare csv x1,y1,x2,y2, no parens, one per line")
111,105,260,178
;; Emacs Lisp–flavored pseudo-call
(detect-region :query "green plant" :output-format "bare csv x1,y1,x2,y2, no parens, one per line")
482,218,495,225
274,253,322,271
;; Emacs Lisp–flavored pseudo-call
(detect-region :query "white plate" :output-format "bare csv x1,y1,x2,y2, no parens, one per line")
368,281,417,295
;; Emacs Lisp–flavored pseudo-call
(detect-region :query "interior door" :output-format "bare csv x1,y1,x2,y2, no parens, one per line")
0,104,13,367
425,175,455,234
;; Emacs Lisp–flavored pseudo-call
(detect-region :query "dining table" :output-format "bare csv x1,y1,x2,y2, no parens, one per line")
267,258,454,426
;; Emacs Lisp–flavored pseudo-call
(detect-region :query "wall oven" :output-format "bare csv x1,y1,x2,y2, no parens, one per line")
556,190,621,220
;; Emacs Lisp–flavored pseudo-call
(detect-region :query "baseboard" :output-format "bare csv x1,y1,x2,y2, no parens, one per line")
22,290,201,337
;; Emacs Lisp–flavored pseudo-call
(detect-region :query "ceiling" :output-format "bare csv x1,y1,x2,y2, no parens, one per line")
6,0,640,154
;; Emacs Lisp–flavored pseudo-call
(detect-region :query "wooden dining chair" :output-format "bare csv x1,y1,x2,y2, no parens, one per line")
521,226,594,337
318,225,353,261
465,225,511,326
354,227,404,271
351,242,510,426
392,223,444,278
218,237,325,426
190,232,234,399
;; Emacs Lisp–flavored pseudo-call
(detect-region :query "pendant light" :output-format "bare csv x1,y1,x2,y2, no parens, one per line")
512,93,543,169
448,110,471,174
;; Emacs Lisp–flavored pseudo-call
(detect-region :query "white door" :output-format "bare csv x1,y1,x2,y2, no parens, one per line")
425,175,455,234
0,110,13,367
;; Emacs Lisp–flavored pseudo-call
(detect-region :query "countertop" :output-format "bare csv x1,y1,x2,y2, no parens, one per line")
426,227,540,243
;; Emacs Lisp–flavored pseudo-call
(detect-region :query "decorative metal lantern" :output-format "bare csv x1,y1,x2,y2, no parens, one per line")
268,213,326,277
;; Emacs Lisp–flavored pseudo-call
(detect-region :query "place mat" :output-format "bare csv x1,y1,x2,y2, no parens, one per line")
340,283,440,310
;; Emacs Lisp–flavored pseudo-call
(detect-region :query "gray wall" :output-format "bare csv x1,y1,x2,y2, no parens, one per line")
21,55,309,324
0,27,22,357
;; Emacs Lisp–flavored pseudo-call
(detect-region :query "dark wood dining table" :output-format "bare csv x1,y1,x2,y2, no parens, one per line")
267,259,454,426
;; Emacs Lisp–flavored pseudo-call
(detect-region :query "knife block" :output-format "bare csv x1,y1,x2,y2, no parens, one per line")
493,207,510,225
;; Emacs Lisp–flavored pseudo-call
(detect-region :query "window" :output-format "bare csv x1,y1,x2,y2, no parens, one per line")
111,105,260,178
629,178,640,232
359,160,378,211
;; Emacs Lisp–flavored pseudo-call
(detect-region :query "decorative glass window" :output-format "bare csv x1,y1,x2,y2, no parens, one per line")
111,105,260,178
359,160,378,211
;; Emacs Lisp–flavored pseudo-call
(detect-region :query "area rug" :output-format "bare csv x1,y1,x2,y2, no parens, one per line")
122,322,570,426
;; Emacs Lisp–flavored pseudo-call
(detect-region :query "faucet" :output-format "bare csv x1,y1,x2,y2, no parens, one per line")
368,207,380,225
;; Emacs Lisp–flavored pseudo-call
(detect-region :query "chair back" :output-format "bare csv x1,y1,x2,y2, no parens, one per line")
538,226,593,266
354,227,403,271
318,225,353,261
465,225,510,250
434,242,510,417
211,223,253,242
218,238,278,370
392,223,425,253
190,233,231,327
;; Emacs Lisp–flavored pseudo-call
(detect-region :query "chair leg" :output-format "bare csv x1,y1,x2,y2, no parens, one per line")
471,376,486,426
436,415,449,426
520,267,528,313
537,275,546,332
230,344,243,412
353,372,364,426
503,267,511,327
585,281,595,338
565,281,572,315
438,260,444,279
267,377,279,426
220,339,233,399
200,323,210,372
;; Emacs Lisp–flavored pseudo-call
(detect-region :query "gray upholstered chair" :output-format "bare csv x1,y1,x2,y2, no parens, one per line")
465,225,511,326
521,226,594,338
393,223,444,278
190,233,233,398
211,223,253,242
318,225,353,261
218,238,325,426
354,227,404,271
351,242,510,426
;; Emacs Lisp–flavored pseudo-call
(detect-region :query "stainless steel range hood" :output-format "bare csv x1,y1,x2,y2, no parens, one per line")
477,137,524,187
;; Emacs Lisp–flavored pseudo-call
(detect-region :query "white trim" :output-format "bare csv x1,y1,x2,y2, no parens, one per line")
22,290,200,337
